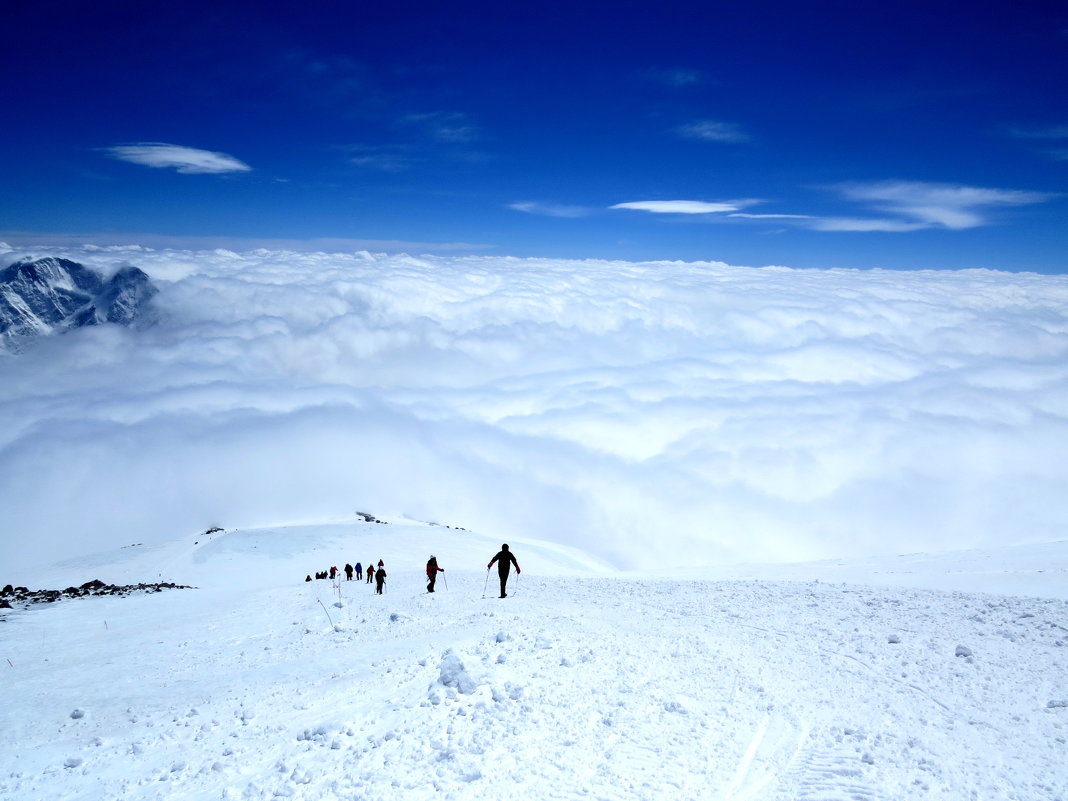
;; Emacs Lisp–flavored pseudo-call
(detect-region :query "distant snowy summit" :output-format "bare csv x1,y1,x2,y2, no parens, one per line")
0,256,157,351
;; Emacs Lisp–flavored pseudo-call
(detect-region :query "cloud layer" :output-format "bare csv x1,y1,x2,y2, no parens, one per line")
1,245,1067,573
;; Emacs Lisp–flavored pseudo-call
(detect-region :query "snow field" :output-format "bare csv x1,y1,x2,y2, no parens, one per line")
2,523,1066,800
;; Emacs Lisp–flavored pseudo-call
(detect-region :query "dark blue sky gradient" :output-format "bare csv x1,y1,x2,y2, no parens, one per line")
3,0,1066,271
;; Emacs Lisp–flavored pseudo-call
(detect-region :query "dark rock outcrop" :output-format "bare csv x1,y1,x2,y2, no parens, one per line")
0,579,194,613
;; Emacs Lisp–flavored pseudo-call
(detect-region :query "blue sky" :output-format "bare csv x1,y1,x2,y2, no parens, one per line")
3,0,1066,272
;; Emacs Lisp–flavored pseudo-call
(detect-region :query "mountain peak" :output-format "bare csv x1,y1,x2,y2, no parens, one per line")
0,256,158,350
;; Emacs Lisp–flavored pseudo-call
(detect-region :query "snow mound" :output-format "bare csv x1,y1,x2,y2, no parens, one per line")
437,650,477,695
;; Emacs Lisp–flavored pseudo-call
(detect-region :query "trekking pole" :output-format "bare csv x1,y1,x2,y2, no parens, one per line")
513,571,520,597
443,574,449,591
317,599,335,628
482,567,490,598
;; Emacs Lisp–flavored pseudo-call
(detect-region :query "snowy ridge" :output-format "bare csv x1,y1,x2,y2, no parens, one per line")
0,256,156,350
2,520,1066,801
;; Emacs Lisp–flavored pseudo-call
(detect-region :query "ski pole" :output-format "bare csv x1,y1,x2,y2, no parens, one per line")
443,574,449,591
482,567,490,598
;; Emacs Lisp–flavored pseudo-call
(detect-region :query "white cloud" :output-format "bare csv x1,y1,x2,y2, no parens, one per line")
2,247,1067,574
827,181,1055,231
611,199,759,214
105,143,252,174
615,182,1053,233
728,181,1056,233
676,120,750,143
508,201,594,218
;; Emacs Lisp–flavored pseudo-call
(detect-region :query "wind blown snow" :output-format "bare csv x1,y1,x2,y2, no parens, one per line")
1,244,1067,576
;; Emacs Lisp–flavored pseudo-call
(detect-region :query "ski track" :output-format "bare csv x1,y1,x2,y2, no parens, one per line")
2,571,1067,801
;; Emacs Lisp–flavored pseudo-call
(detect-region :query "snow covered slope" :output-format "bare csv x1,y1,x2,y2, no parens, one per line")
0,256,156,350
2,520,1066,801
666,539,1068,601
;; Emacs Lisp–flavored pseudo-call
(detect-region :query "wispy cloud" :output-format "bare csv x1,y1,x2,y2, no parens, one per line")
275,49,372,109
1008,124,1068,161
675,120,750,143
344,144,413,171
825,181,1055,231
728,213,815,221
344,111,487,173
613,182,1054,233
646,68,705,87
611,199,761,215
508,202,595,218
1008,124,1068,140
806,217,930,233
397,111,480,143
105,143,251,174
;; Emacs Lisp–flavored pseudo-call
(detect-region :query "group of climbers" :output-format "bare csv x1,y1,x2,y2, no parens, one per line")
303,545,521,598
306,558,387,593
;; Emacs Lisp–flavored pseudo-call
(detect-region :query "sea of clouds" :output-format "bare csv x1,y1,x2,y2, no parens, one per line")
2,243,1067,574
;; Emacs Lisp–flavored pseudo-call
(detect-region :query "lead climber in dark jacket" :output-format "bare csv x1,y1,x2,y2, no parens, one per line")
487,544,520,598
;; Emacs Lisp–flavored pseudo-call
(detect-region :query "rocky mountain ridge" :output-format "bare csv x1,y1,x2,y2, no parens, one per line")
0,256,157,351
